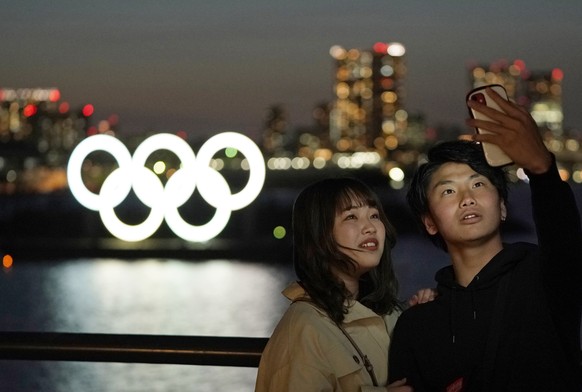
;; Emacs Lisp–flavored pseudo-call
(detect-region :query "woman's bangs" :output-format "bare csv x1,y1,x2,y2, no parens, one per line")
336,187,377,213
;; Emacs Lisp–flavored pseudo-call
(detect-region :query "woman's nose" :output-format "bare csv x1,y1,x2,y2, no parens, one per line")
362,219,377,233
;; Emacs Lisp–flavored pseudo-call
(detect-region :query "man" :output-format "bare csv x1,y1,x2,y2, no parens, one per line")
388,87,582,391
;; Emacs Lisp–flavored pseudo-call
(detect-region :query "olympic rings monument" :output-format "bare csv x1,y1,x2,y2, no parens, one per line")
67,132,266,243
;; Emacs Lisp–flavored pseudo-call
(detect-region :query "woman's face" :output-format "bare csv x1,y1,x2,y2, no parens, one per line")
332,200,386,279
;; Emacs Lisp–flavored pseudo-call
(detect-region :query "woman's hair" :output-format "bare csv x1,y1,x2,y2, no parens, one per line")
407,140,509,250
292,177,401,324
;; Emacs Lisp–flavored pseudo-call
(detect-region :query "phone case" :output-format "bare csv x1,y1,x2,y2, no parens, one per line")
466,84,513,167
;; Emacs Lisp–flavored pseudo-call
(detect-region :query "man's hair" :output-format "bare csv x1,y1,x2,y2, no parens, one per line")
293,177,401,323
406,140,509,250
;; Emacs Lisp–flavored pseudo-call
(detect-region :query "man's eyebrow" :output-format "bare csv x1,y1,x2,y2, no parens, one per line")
431,173,483,190
431,179,453,191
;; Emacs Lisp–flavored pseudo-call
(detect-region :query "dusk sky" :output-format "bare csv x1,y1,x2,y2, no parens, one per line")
3,1,582,141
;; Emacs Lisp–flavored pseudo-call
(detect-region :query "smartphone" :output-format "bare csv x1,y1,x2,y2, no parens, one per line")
466,84,513,167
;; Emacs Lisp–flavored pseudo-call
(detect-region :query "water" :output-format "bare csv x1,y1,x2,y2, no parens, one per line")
0,257,295,391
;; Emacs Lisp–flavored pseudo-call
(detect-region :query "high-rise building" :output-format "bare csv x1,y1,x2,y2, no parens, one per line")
261,104,290,157
526,68,564,135
468,59,526,103
329,42,408,157
467,60,564,135
0,88,92,193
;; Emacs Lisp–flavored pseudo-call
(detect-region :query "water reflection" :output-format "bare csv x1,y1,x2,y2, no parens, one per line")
1,257,296,391
2,258,294,336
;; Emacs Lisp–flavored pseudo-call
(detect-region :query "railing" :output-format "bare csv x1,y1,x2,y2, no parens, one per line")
0,332,268,368
5,332,578,375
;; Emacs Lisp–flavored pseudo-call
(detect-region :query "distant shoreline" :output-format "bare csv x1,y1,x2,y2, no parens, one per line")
2,169,581,261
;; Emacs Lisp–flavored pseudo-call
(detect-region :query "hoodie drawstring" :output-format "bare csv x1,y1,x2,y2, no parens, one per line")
450,281,480,344
450,287,457,344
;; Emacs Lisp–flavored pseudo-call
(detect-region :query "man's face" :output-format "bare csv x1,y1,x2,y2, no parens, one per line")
422,162,506,250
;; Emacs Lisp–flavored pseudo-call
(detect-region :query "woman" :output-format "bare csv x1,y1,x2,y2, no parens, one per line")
255,177,423,392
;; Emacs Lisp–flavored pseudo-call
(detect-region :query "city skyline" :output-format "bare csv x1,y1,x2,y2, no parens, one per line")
2,1,582,140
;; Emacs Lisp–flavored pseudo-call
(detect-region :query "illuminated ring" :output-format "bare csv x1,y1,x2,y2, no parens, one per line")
67,134,132,210
164,166,232,242
131,133,196,207
196,132,266,210
98,166,166,242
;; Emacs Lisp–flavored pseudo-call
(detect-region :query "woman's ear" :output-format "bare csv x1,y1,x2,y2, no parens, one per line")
422,214,438,235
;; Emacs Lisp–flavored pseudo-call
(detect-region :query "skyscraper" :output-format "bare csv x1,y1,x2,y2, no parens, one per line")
0,88,91,193
467,59,564,136
526,68,564,136
329,42,407,157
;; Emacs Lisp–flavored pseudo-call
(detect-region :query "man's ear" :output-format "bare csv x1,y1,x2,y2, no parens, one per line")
422,214,438,235
500,200,507,222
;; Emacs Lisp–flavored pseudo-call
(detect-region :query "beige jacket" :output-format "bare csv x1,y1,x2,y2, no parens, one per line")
255,282,400,392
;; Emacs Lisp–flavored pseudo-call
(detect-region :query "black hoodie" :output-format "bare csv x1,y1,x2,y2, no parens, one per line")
389,159,582,391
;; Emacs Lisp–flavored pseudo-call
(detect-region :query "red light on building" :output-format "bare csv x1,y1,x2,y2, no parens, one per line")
82,104,94,117
373,42,388,54
108,114,119,125
381,78,394,89
49,89,61,102
23,104,37,117
551,68,564,81
513,59,526,71
59,102,70,114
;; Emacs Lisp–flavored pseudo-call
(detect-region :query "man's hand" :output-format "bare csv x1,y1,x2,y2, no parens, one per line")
466,87,552,174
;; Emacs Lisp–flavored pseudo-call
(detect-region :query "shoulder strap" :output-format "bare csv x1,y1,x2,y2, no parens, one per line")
293,298,379,387
336,322,379,386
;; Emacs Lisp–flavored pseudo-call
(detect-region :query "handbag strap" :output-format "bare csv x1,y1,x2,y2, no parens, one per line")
293,298,379,386
336,321,379,387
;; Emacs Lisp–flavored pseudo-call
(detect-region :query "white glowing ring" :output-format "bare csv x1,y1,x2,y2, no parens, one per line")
67,132,265,242
131,133,197,207
67,135,132,210
164,166,232,242
196,132,266,210
98,166,166,242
